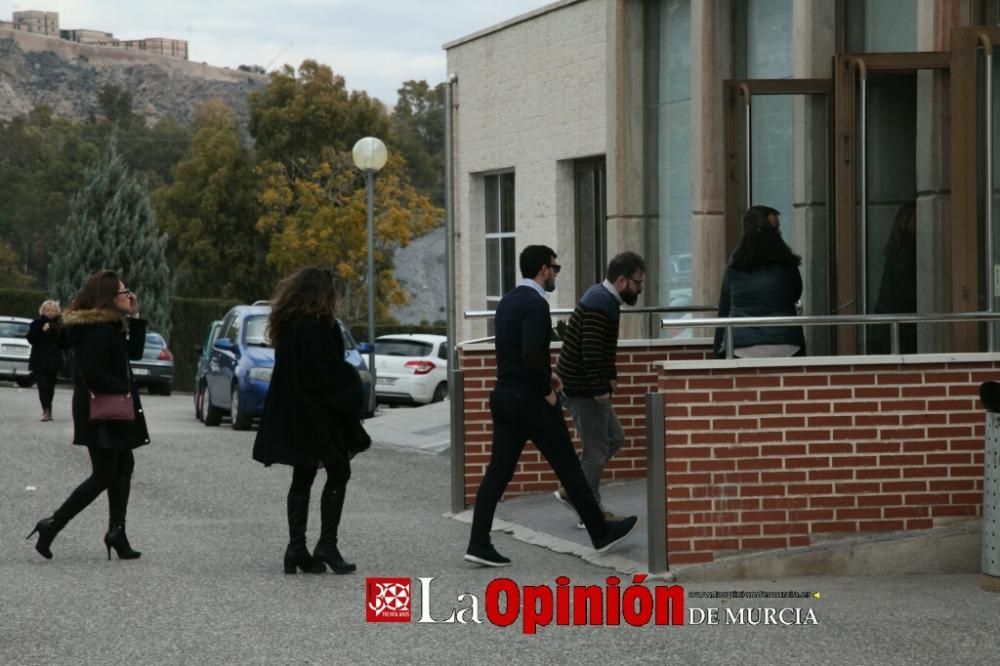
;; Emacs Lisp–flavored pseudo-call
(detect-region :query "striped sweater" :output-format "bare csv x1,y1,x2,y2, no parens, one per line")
556,283,620,397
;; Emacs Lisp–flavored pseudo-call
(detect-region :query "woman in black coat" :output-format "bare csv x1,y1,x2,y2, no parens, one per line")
27,299,64,421
253,267,368,575
714,205,806,358
27,270,149,561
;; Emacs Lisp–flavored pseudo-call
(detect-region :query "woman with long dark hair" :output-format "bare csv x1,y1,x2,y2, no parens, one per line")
252,267,367,575
27,270,148,560
27,299,64,421
713,205,806,358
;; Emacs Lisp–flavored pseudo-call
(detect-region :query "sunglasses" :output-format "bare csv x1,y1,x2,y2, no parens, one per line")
547,264,562,274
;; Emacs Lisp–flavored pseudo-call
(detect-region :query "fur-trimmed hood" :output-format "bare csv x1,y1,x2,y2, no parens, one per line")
62,308,127,328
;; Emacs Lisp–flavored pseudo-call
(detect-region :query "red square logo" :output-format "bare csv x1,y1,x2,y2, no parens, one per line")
366,577,412,622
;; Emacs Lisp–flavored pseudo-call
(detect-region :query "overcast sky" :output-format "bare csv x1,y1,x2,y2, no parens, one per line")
4,1,551,104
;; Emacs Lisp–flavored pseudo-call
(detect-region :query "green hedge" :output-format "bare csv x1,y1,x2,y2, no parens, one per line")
0,289,48,318
170,297,241,392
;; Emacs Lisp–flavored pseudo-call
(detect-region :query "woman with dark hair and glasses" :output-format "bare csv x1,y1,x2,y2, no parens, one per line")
253,267,368,575
713,206,806,358
27,270,148,561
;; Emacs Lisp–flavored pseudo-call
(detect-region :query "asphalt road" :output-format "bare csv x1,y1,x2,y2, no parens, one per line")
1,383,998,665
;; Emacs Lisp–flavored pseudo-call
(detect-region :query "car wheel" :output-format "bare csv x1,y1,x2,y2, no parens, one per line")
159,383,172,397
431,382,447,403
231,385,253,430
204,395,223,426
195,383,205,421
16,377,34,388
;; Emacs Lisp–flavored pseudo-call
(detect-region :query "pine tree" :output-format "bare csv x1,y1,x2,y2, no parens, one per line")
49,138,174,337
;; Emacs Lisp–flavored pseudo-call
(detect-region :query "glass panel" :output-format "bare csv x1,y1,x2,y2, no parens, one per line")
746,0,792,78
864,72,918,354
500,172,515,233
845,0,917,53
486,238,500,297
656,0,692,325
983,46,1000,344
485,175,499,234
501,237,516,293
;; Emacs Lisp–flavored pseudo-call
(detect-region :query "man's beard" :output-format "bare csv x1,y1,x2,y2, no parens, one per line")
622,290,638,306
544,276,557,292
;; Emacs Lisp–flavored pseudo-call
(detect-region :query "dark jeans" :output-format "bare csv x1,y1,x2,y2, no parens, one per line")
289,460,351,542
469,385,608,548
53,447,135,527
35,371,58,410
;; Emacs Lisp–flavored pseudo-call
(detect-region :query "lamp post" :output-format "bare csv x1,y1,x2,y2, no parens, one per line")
351,137,388,351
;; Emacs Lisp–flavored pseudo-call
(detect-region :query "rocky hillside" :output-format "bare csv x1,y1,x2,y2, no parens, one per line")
391,225,447,325
0,30,264,125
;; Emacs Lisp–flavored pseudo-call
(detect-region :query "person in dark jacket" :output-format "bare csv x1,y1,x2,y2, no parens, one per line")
465,245,638,568
27,270,148,561
713,205,806,358
253,267,367,575
870,203,917,354
27,299,64,421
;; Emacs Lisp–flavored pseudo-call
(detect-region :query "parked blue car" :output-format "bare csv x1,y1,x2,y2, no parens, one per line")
203,304,375,430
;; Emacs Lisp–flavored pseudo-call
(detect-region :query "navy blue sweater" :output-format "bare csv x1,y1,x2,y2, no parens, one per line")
494,285,552,398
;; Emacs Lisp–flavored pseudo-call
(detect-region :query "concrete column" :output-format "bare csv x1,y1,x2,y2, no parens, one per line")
606,0,649,339
690,0,732,314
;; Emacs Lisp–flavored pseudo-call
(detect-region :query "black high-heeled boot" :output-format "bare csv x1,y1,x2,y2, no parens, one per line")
104,524,141,560
26,517,66,560
313,479,355,574
285,491,325,574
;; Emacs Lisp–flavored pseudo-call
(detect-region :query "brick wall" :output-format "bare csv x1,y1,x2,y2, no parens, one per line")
660,358,995,565
460,341,712,505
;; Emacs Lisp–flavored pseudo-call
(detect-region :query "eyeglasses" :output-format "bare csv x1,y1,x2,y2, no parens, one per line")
548,264,562,274
627,276,643,287
117,289,132,296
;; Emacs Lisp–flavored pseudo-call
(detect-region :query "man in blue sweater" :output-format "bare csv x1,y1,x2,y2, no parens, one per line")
555,252,646,527
465,245,638,567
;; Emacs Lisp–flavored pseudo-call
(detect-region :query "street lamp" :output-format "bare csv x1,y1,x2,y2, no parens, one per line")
351,136,387,352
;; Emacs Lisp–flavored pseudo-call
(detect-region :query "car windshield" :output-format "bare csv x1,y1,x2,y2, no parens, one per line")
0,321,29,337
375,339,433,357
243,316,271,347
144,333,165,349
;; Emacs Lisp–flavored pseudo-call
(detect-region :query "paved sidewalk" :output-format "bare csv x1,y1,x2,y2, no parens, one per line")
366,400,451,454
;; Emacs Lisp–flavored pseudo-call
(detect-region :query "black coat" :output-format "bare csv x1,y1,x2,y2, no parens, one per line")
27,316,64,373
253,317,365,467
62,308,150,450
714,264,806,356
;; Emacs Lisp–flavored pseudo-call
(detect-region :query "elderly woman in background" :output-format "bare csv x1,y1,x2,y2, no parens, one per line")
28,299,64,421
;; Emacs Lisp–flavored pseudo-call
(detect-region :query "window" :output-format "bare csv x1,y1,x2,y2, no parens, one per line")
243,316,270,346
484,172,516,325
375,339,433,357
574,158,607,298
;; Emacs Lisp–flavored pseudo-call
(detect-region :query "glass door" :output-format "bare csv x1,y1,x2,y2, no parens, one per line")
724,79,833,353
834,52,950,354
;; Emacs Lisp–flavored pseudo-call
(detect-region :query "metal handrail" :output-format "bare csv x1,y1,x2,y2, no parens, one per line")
660,311,1000,358
464,305,716,319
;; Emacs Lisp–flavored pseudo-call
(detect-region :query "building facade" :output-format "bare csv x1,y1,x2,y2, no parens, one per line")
446,0,1000,354
11,10,58,36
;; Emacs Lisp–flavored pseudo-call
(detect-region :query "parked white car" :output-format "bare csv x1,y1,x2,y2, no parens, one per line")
373,334,448,405
0,316,34,387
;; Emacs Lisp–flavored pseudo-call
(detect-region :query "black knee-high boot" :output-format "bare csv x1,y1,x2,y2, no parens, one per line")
285,489,325,574
105,473,141,560
313,477,355,574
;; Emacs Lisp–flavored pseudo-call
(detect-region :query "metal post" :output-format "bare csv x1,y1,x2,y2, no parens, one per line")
890,321,900,355
366,172,375,347
740,84,752,209
978,381,1000,592
985,43,995,353
726,325,734,359
858,63,869,353
445,75,466,514
645,393,668,574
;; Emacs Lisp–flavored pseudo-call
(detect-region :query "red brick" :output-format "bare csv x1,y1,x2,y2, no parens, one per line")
760,390,807,402
901,439,949,452
931,506,978,517
901,413,949,426
858,520,905,531
854,387,901,399
786,430,832,442
949,466,983,477
760,444,807,456
856,441,901,454
660,379,688,391
808,469,854,481
673,391,713,403
713,524,763,536
692,538,742,551
787,402,831,414
836,508,882,520
736,457,784,470
881,400,927,412
710,472,761,485
926,426,972,438
760,417,806,429
858,494,902,506
831,455,878,468
809,496,856,508
711,418,761,431
879,454,925,466
855,468,902,479
669,445,712,458
763,522,809,535
760,497,810,510
665,405,690,418
812,521,858,533
924,372,970,383
807,415,854,427
785,457,831,469
834,401,880,413
947,439,984,451
740,537,791,550
789,536,812,547
760,471,808,483
666,433,690,445
668,500,714,512
900,386,945,398
739,486,787,497
808,443,854,455
689,460,737,472
831,373,875,385
783,375,830,387
948,412,983,424
790,509,835,521
882,481,928,492
690,405,737,417
884,506,929,518
714,390,760,402
855,414,900,426
669,525,714,538
667,472,712,485
949,492,983,505
927,399,974,411
929,480,974,491
905,518,934,529
690,431,735,444
737,432,783,444
926,453,971,465
689,378,735,390
708,498,761,511
788,483,834,495
738,403,785,416
734,376,783,388
876,373,924,385
947,384,980,396
712,446,759,459
902,466,949,478
808,388,852,400
905,493,950,505
665,538,693,551
834,482,881,493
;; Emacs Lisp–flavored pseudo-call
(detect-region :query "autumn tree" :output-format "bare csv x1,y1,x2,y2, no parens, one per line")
389,80,445,206
49,139,174,336
153,100,271,300
250,61,439,331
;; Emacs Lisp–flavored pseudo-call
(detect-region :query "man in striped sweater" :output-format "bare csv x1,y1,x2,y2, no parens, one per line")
555,251,646,526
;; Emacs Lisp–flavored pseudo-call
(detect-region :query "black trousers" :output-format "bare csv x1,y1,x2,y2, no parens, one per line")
289,459,351,542
35,371,58,410
469,385,608,548
53,447,135,527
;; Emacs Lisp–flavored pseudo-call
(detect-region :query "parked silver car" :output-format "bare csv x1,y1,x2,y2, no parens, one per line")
131,331,174,395
0,316,33,387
